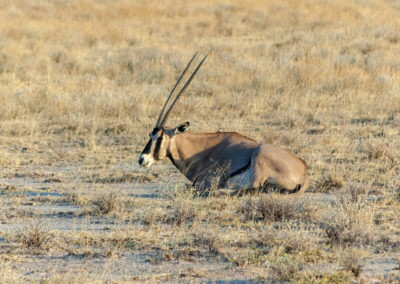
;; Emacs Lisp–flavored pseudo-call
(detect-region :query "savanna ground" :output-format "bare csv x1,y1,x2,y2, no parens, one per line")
0,0,399,282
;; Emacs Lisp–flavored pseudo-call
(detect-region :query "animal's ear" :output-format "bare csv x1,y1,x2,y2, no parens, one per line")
174,121,190,134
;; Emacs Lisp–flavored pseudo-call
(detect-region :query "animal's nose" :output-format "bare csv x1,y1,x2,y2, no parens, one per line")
138,156,144,165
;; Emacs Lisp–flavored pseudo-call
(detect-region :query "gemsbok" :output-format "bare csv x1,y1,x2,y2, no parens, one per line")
138,53,309,194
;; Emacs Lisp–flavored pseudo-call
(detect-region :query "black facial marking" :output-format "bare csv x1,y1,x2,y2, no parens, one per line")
141,139,152,154
154,132,163,158
151,127,161,135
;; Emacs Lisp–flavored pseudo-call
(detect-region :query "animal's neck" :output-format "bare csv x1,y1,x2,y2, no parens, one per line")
166,131,227,177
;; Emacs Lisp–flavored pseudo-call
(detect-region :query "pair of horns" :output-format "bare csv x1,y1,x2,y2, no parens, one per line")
155,52,208,127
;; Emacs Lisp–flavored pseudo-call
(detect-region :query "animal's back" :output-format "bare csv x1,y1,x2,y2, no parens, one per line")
208,132,259,169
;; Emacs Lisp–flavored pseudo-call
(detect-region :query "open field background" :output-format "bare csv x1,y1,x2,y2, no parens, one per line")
0,0,399,282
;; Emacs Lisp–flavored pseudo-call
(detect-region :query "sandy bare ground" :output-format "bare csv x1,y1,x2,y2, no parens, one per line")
0,162,254,281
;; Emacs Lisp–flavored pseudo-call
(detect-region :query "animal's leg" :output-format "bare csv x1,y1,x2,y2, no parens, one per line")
227,147,277,191
225,168,254,190
227,147,270,190
251,148,272,189
193,179,211,191
293,175,309,196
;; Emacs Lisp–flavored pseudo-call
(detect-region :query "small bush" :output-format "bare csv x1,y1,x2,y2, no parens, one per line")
257,194,297,223
173,202,197,226
278,231,314,254
19,222,50,250
315,173,344,192
143,207,167,226
193,230,221,253
340,248,366,278
166,188,198,226
322,200,375,246
237,197,258,221
92,193,118,215
268,255,304,281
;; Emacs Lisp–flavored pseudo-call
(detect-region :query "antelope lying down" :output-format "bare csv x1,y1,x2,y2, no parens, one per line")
139,53,309,194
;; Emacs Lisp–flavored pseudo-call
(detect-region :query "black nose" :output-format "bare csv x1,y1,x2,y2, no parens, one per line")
138,157,144,165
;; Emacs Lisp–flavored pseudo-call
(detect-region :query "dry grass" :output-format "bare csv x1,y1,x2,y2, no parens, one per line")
257,194,299,222
238,193,304,223
18,222,51,250
91,193,118,215
340,248,367,278
268,255,304,281
321,198,376,247
0,0,399,282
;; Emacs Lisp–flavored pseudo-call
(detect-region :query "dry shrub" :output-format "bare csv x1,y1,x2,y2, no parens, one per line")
92,172,157,184
203,234,221,253
314,173,344,192
340,248,367,278
66,192,90,205
346,183,368,202
322,200,375,246
193,229,221,253
237,194,302,223
143,207,167,226
237,197,258,221
298,271,349,283
173,201,197,226
268,255,304,281
92,193,118,215
0,184,17,192
166,187,198,226
257,194,298,223
367,143,394,162
276,231,314,255
223,253,249,267
69,191,132,217
19,222,50,250
366,143,397,170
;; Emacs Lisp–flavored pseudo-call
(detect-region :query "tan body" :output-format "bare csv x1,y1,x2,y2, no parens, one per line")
166,130,308,193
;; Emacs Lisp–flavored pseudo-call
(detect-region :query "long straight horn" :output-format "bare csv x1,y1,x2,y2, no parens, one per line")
159,54,208,127
155,52,198,127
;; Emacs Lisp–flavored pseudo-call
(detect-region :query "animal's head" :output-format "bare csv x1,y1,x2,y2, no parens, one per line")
138,52,206,168
138,122,190,167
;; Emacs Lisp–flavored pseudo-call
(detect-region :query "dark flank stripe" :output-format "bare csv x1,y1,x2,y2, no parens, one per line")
229,160,251,178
